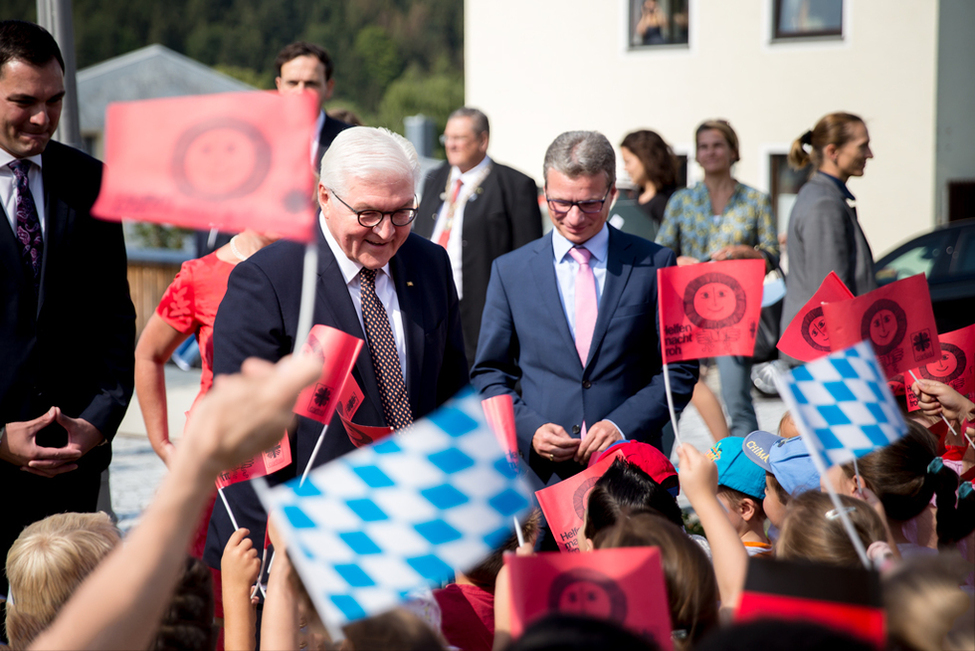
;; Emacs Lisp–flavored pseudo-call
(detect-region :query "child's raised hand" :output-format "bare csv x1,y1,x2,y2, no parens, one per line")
222,527,261,605
676,443,718,506
912,378,975,423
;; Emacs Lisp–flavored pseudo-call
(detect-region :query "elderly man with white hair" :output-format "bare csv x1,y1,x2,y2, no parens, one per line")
203,127,469,575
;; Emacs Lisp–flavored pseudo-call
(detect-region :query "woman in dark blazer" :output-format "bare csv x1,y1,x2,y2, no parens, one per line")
781,112,878,338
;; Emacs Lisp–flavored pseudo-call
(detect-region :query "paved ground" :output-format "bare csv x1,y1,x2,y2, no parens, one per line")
106,364,787,531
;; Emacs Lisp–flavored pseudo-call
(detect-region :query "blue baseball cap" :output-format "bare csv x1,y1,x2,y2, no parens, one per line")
742,430,820,497
707,436,766,500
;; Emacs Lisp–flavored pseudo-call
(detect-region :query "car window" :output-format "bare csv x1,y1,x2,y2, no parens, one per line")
949,228,975,275
875,231,953,285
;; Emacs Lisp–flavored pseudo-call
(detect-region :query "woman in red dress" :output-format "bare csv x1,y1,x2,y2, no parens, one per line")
134,229,275,647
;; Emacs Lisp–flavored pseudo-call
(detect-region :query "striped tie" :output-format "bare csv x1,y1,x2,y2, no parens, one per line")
359,268,413,429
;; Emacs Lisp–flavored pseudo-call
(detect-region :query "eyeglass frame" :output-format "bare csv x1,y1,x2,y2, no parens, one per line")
328,189,419,228
544,189,613,216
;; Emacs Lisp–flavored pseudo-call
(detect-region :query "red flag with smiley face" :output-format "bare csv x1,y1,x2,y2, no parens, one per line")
904,324,975,411
534,448,625,553
657,259,766,363
506,547,672,649
93,91,319,242
776,271,854,362
821,274,940,379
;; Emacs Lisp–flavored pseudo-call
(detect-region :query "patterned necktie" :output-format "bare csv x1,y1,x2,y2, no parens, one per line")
436,179,464,249
569,246,597,365
9,160,43,291
359,268,413,430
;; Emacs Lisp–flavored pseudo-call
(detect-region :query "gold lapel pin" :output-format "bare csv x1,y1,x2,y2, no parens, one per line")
407,281,414,287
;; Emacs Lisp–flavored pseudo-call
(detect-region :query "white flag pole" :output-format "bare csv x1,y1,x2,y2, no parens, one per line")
295,241,319,352
773,371,871,569
217,487,240,531
300,424,328,487
658,307,683,448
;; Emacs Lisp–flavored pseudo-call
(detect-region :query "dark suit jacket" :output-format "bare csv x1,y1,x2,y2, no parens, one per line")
314,114,353,172
0,141,135,572
205,228,469,566
414,161,542,365
471,227,698,491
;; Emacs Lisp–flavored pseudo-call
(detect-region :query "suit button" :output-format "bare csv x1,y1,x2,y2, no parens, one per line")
572,425,581,435
462,240,468,247
582,380,591,389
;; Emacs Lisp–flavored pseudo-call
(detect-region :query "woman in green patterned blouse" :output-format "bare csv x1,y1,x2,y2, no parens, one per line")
656,119,779,441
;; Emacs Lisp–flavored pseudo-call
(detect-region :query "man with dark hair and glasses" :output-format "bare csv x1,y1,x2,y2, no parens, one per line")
472,131,698,493
205,127,468,580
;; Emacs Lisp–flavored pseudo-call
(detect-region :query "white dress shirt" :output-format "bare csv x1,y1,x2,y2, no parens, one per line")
0,150,47,237
429,155,493,301
320,213,407,382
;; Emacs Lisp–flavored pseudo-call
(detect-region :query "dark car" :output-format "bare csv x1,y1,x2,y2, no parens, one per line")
874,218,975,332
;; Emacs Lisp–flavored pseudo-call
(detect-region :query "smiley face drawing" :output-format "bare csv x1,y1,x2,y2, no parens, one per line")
919,342,966,384
572,477,601,520
801,307,831,352
548,568,628,623
682,272,747,329
859,299,908,355
171,117,272,201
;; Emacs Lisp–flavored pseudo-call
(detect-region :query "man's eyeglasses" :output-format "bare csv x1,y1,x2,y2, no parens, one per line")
330,190,418,227
545,190,612,216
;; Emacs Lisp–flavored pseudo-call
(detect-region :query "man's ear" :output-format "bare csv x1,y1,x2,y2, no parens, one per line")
318,184,330,214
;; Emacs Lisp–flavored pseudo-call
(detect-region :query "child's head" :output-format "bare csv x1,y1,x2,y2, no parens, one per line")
848,422,975,545
709,437,767,531
778,411,800,439
151,556,216,651
583,458,683,547
742,431,820,529
5,512,121,649
594,440,679,497
464,509,540,592
595,510,718,650
776,491,887,568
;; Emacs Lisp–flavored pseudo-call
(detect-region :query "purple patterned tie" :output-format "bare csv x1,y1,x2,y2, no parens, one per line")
359,268,413,430
9,160,42,291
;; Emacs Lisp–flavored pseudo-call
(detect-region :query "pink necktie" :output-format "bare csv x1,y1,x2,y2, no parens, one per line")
569,247,597,365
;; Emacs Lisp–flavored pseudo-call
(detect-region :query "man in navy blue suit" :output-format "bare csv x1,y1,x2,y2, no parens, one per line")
471,131,697,491
206,126,468,569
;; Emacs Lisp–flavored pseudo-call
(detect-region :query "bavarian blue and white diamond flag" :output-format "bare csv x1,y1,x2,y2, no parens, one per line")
254,387,532,626
774,340,908,468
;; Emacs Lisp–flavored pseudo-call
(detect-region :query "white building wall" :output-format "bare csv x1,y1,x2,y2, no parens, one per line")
467,0,941,255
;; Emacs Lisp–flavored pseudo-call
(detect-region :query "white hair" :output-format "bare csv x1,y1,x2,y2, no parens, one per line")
319,127,420,196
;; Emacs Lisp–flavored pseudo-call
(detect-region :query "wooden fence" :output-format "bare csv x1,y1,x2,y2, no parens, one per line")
126,249,191,339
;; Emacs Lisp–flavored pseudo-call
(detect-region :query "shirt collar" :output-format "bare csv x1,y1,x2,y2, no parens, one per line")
0,149,43,171
817,171,856,201
552,222,609,263
449,154,492,184
319,211,391,284
314,111,326,137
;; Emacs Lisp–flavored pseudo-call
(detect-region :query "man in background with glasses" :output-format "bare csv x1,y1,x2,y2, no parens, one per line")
414,107,542,367
472,131,698,493
205,127,468,576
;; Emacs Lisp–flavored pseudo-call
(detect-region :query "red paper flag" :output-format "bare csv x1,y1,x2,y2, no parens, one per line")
93,91,319,242
506,547,672,649
329,374,395,447
736,558,885,648
776,271,854,362
294,325,364,424
482,394,519,469
822,274,940,378
216,430,292,490
657,259,766,363
535,449,625,552
903,324,975,411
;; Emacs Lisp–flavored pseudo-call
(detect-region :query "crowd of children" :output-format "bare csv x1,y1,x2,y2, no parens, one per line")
3,359,973,650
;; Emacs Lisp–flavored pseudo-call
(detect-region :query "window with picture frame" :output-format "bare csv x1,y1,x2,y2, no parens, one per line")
769,153,813,235
773,0,843,40
628,0,689,49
